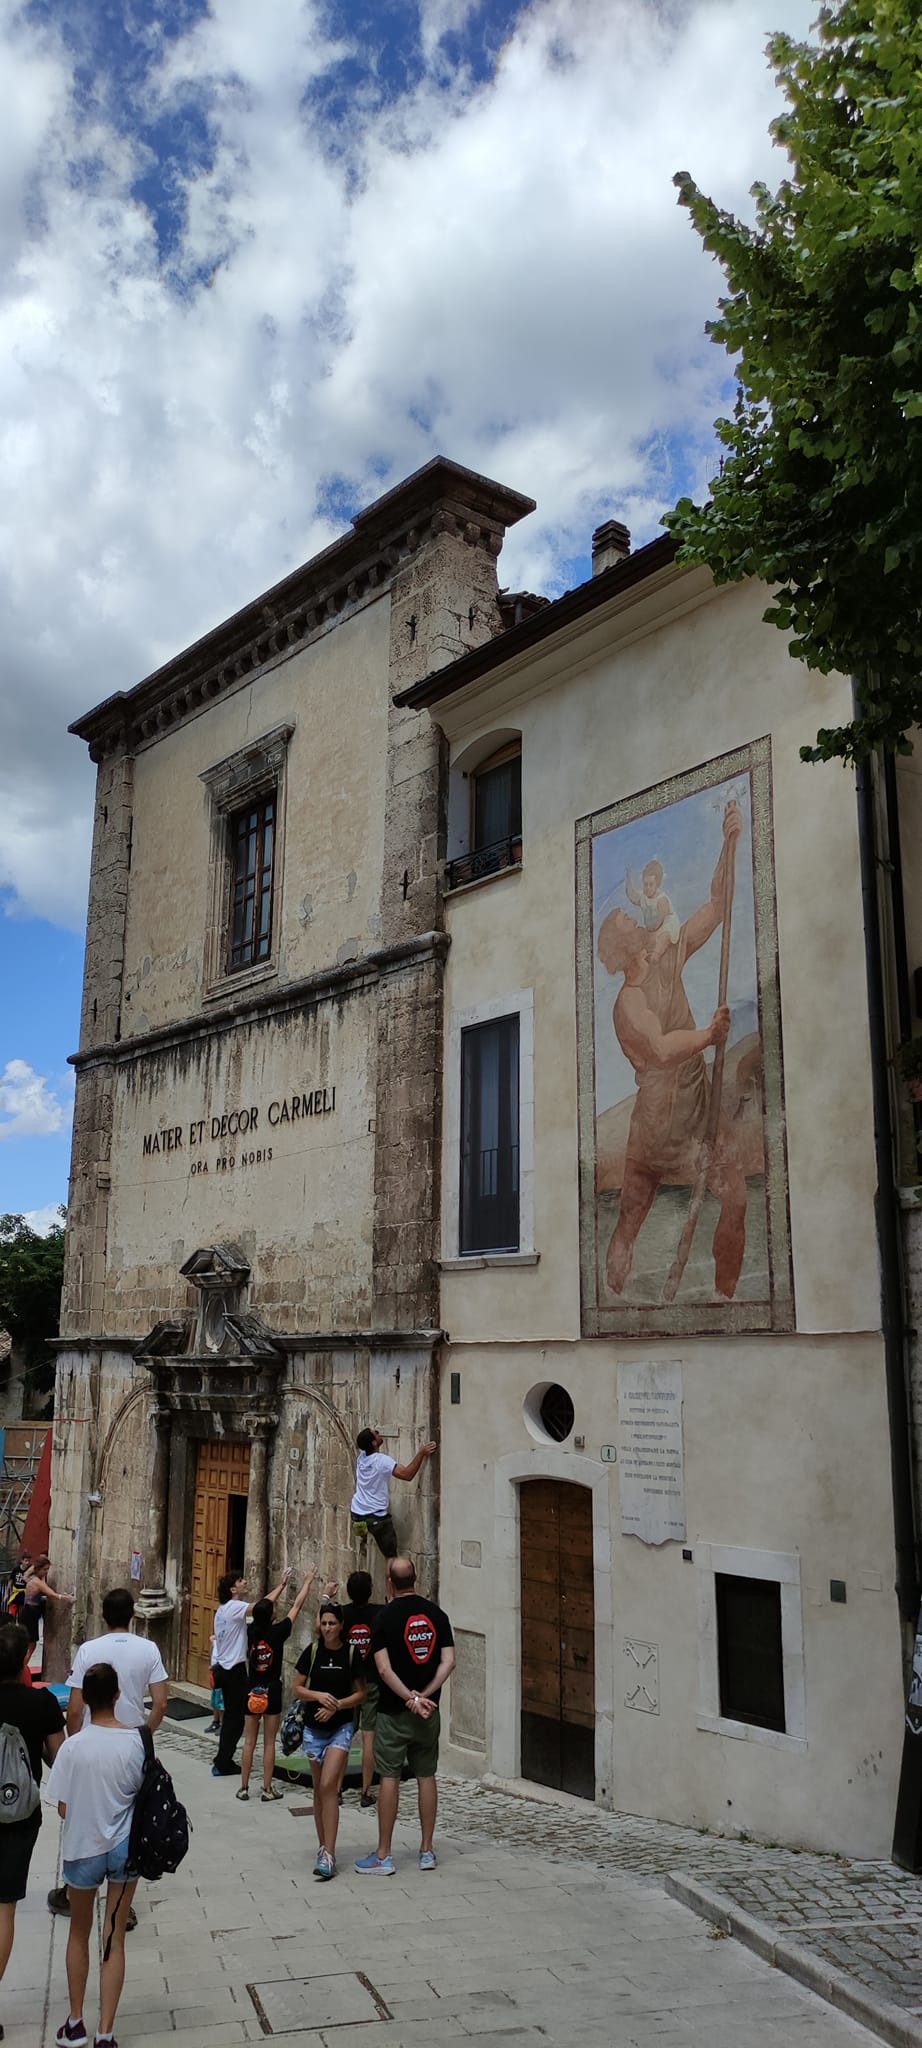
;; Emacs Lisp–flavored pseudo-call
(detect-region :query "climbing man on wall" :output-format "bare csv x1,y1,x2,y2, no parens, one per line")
350,1430,436,1559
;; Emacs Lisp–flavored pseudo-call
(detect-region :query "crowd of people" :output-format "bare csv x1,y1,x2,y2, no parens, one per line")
0,1425,452,2044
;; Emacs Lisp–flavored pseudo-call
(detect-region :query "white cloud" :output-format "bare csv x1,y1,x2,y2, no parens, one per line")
0,1061,72,1142
22,1202,66,1236
0,0,816,929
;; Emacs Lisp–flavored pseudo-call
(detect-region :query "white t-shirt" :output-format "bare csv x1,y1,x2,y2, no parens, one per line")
67,1631,168,1728
213,1598,250,1669
351,1451,397,1518
44,1724,145,1858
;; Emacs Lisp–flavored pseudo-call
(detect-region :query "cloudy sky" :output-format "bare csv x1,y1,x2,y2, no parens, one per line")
0,0,815,1224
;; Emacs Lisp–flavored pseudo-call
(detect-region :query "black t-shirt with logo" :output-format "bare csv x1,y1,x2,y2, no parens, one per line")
247,1616,292,1687
341,1600,384,1677
295,1639,364,1729
0,1681,64,1783
370,1595,454,1715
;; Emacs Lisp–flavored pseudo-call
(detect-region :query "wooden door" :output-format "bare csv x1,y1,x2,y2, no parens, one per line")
520,1479,595,1799
187,1440,251,1687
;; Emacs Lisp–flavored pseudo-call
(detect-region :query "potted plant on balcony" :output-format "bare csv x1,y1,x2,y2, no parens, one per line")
895,1038,922,1104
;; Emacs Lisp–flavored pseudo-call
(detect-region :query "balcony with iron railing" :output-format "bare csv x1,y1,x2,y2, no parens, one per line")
445,834,523,893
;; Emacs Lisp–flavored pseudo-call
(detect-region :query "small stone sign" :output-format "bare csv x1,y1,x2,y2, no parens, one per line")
623,1638,659,1714
617,1361,685,1545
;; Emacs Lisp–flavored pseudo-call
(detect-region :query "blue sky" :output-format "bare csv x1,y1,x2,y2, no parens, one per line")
0,0,816,1225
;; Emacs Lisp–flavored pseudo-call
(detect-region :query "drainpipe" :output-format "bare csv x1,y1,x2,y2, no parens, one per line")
855,740,919,1628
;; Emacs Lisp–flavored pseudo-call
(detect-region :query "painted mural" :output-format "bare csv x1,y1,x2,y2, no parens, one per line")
576,738,793,1336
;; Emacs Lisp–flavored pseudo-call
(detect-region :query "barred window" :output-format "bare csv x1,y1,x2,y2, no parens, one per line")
227,794,276,974
460,1014,520,1254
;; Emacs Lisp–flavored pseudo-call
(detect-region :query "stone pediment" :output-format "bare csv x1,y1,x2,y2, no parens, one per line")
179,1244,251,1288
134,1319,191,1359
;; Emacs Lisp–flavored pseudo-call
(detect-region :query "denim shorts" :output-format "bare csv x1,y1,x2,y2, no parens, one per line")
63,1835,134,1889
301,1721,354,1762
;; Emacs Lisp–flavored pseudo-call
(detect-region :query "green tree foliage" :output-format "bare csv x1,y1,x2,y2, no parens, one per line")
0,1212,66,1387
666,1,922,763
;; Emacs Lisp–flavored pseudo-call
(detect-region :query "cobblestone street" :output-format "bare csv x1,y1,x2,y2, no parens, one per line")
4,1719,905,2048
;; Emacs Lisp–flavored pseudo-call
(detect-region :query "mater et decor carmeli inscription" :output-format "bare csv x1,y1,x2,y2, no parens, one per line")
617,1361,685,1545
141,1085,336,1175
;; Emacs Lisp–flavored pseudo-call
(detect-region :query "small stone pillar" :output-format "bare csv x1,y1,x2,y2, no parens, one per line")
244,1418,273,1593
134,1404,175,1652
145,1406,171,1587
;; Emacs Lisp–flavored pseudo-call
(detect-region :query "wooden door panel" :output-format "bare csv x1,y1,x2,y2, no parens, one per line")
520,1548,558,1587
519,1477,595,1799
522,1666,561,1716
522,1618,560,1668
187,1440,251,1688
560,1588,594,1629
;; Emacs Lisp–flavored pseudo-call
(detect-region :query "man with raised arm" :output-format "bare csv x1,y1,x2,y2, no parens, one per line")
350,1430,436,1559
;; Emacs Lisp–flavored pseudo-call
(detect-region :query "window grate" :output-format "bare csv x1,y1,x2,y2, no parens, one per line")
227,794,275,974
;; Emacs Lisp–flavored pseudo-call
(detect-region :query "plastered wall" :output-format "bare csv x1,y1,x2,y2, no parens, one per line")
433,570,903,1855
120,598,392,1035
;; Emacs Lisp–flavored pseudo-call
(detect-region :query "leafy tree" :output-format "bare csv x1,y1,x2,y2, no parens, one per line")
666,0,922,763
0,1212,66,1410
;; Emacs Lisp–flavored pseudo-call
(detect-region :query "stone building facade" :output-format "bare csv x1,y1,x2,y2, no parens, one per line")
48,459,533,1687
398,534,921,1859
53,456,922,1861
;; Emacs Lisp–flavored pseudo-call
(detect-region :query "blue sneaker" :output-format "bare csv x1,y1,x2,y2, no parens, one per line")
419,1849,437,1871
354,1852,396,1875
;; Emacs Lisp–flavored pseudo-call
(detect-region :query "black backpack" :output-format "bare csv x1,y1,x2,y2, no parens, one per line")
128,1727,190,1881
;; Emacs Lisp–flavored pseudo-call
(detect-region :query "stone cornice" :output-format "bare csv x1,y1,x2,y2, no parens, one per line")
52,1328,445,1353
70,459,535,763
68,929,450,1072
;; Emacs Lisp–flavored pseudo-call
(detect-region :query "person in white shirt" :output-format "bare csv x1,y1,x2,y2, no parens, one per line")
212,1566,290,1777
47,1587,169,1927
65,1588,169,1735
45,1662,145,2048
350,1429,437,1558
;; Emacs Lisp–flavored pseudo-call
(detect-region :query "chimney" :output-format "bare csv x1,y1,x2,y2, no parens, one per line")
591,519,631,577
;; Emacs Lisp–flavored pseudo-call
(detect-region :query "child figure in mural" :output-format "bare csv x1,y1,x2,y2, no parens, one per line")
625,861,680,955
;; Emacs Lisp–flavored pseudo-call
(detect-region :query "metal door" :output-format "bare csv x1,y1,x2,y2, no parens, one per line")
520,1478,595,1799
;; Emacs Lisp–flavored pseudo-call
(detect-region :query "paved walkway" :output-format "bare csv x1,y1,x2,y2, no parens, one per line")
3,1717,887,2048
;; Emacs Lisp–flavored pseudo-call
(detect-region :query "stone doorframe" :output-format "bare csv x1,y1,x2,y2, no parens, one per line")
139,1360,284,1683
492,1449,615,1801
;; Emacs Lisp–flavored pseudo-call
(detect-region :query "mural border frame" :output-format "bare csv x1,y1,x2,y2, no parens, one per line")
575,735,794,1338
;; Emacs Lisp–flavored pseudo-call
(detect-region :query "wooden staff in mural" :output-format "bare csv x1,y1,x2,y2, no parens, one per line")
662,816,738,1304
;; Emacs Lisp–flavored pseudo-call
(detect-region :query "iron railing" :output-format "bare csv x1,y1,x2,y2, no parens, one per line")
445,835,522,892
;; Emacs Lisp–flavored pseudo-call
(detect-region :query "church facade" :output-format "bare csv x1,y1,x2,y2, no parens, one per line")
48,459,533,1687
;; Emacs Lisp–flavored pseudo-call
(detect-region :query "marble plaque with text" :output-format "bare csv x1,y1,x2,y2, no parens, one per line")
617,1361,686,1544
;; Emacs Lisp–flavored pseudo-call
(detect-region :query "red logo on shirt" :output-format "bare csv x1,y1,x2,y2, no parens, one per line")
404,1613,437,1665
349,1622,372,1658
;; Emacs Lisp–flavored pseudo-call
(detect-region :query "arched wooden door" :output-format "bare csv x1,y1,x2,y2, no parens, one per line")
187,1440,250,1687
520,1478,595,1799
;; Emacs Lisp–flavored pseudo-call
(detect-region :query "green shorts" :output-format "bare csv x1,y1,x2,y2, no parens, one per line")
374,1705,440,1780
351,1511,398,1559
360,1679,379,1732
